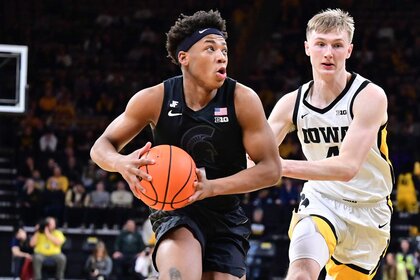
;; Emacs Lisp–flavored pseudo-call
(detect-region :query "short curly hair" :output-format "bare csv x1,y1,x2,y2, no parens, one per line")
166,10,228,65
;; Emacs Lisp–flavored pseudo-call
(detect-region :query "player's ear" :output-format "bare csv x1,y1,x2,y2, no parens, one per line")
304,41,310,56
346,43,353,59
178,51,188,65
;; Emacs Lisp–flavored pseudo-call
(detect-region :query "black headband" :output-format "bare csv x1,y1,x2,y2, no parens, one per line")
176,28,224,57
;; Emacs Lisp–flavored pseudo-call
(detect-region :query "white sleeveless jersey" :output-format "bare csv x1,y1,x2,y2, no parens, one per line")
293,73,394,202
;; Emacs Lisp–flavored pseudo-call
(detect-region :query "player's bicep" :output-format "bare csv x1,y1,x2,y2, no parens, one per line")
101,112,146,151
244,117,274,164
235,85,278,164
268,91,296,146
340,85,387,165
100,85,163,151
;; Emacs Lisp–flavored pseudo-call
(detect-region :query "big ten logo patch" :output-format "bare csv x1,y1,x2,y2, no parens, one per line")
214,116,229,123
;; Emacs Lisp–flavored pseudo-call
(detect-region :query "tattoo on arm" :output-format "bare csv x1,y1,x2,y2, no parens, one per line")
169,267,182,280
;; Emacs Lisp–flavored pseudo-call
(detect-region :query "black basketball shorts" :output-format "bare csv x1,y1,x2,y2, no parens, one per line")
150,204,251,278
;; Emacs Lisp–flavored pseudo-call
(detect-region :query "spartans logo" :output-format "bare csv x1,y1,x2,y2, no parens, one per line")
181,125,218,164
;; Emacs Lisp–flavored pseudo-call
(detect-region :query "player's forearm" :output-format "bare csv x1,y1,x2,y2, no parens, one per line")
282,157,358,181
212,159,281,196
90,137,124,172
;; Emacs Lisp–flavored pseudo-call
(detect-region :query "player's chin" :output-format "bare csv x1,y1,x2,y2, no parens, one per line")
318,70,336,77
206,81,224,90
212,76,226,87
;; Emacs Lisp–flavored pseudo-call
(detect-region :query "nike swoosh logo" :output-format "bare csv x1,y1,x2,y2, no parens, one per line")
198,28,209,34
301,113,309,119
378,222,388,229
168,110,182,117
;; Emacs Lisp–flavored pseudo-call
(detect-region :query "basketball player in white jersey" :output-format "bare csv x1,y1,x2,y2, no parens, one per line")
268,9,394,280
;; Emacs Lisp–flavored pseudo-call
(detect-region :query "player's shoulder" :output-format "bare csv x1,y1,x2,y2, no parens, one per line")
273,88,299,110
352,75,388,119
233,82,263,107
356,76,387,103
365,82,386,97
283,89,300,102
138,83,164,96
130,83,164,103
234,81,257,96
125,83,165,121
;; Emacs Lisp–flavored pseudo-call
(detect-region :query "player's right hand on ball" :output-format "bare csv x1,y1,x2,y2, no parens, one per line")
114,142,155,194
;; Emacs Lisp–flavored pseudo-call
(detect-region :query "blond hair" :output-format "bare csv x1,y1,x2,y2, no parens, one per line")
306,8,355,42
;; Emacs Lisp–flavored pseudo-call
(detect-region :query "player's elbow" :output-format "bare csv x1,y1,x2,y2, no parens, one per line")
90,138,104,163
340,164,359,181
90,142,98,161
264,158,282,186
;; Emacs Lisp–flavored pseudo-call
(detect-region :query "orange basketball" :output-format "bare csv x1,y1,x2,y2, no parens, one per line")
133,145,197,211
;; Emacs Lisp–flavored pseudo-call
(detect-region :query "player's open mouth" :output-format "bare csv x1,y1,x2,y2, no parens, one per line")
216,67,227,79
321,63,335,70
217,67,226,74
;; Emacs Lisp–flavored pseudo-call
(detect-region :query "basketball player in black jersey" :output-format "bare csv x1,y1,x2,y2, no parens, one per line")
90,10,281,280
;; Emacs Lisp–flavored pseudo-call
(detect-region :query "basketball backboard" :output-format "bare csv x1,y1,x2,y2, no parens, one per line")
0,44,28,113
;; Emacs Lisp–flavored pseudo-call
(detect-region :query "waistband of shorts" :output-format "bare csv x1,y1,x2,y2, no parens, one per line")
309,189,390,208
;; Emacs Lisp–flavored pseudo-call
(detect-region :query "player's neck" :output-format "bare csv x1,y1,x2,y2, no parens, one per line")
310,71,351,107
183,78,217,111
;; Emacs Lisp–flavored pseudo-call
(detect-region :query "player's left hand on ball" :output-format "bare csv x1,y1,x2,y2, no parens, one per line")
188,168,214,203
116,142,154,194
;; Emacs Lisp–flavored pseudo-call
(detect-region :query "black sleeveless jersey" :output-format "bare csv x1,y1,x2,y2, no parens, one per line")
153,75,246,210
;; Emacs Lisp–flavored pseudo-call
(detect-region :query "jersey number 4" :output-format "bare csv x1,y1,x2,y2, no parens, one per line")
327,146,339,157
